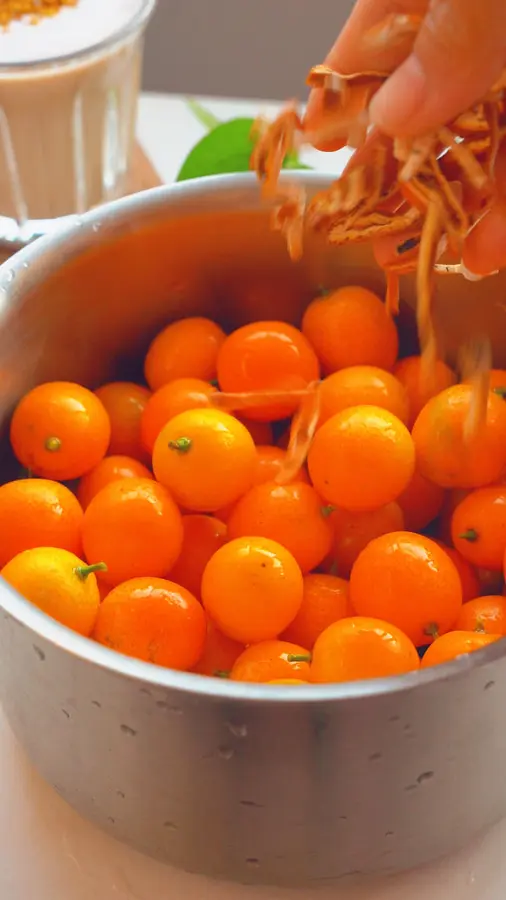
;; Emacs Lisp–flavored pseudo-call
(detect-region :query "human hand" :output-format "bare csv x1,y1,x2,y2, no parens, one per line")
306,0,506,139
305,0,506,274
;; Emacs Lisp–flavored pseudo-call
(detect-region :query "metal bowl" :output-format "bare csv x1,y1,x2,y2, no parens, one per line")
0,173,506,888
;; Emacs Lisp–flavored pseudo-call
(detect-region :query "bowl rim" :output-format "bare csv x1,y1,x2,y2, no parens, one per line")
0,171,502,703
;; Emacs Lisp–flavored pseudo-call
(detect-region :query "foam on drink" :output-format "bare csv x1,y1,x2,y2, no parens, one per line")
0,0,155,242
0,0,146,65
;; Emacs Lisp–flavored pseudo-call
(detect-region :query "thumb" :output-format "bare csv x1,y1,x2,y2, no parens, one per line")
370,0,506,136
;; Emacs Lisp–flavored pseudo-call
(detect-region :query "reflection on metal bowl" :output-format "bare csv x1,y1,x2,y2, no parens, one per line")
0,173,505,887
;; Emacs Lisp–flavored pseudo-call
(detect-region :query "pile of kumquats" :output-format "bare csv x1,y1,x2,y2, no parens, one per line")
2,284,506,686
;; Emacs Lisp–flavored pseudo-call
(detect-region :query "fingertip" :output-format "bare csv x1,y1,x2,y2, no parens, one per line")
463,203,506,276
303,91,347,152
494,139,506,196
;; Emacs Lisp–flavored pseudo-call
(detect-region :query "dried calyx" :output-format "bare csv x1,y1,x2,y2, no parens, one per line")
250,13,505,431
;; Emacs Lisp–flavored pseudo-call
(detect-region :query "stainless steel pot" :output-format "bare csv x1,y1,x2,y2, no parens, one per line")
0,173,506,888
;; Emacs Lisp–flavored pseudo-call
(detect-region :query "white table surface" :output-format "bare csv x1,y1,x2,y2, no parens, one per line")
1,92,505,900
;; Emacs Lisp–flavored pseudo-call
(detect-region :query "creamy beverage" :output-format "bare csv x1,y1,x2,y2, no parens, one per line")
0,0,156,244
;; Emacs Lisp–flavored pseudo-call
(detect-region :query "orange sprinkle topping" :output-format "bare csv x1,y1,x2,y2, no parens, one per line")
0,0,77,27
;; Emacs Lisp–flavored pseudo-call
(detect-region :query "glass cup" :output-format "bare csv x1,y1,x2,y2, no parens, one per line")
0,0,157,249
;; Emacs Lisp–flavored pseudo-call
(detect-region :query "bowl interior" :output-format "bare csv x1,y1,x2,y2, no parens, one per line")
2,173,506,424
1,172,506,695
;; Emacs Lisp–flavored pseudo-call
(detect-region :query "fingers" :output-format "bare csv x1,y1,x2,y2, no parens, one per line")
494,138,506,197
304,0,429,148
303,0,506,274
372,205,506,279
461,141,506,275
370,0,506,135
318,0,429,75
306,0,506,145
462,203,506,276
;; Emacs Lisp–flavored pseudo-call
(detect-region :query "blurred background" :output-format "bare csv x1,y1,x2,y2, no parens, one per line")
143,0,355,99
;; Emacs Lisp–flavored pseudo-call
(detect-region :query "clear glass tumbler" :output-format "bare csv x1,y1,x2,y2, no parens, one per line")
0,0,157,249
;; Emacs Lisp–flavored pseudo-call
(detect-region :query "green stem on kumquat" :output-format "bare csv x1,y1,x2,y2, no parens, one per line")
168,437,192,453
424,623,439,640
74,562,108,581
459,529,478,542
45,436,61,452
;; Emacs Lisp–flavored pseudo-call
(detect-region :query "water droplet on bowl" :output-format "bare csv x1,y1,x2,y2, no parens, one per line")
227,722,248,738
218,746,234,760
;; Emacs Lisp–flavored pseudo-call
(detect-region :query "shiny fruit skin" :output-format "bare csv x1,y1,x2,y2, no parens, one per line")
216,320,320,421
281,573,353,648
451,487,506,571
393,355,456,426
319,366,409,426
144,317,225,391
227,481,333,573
82,478,183,587
230,640,311,682
95,381,151,463
201,536,303,644
437,488,471,546
302,286,398,374
432,541,481,604
140,378,216,454
0,478,83,567
169,515,227,599
10,381,111,480
397,469,445,532
192,620,244,677
412,385,506,489
350,532,463,646
326,502,404,577
421,631,500,668
1,547,101,636
77,455,153,510
308,405,415,511
310,617,419,683
152,408,257,512
94,577,206,670
254,445,309,486
455,595,506,635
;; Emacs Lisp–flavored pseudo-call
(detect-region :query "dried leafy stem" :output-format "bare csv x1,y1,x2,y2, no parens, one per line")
250,13,506,440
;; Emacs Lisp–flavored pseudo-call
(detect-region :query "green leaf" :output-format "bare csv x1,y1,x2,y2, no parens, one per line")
176,116,312,182
186,98,221,133
176,118,255,182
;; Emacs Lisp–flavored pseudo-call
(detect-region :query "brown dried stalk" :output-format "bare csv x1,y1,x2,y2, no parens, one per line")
250,12,506,452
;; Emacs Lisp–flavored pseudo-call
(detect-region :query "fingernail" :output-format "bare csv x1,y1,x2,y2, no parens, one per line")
369,55,427,135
